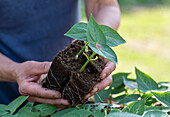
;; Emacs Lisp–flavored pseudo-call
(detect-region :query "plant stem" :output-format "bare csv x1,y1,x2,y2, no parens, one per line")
79,51,96,72
77,42,89,57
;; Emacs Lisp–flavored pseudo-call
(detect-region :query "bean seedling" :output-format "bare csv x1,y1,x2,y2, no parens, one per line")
65,14,126,72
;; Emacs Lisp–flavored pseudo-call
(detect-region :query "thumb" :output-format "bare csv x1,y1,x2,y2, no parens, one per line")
29,61,51,75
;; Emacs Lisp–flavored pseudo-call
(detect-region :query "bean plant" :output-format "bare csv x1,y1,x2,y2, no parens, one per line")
64,14,125,72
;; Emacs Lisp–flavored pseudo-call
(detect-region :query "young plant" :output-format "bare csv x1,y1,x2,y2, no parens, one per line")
65,14,126,72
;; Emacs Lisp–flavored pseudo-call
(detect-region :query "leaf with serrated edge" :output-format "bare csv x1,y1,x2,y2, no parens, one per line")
135,68,158,92
152,91,170,107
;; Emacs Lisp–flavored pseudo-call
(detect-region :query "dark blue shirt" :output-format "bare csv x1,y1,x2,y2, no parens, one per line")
0,0,80,104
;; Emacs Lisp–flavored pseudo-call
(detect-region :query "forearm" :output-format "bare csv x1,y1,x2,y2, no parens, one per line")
85,0,121,30
0,53,18,82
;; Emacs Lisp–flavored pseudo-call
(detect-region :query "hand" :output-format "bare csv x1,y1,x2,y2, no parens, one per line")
13,61,70,108
84,57,116,99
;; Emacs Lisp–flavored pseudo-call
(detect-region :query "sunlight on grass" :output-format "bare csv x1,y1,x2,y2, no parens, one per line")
114,6,170,82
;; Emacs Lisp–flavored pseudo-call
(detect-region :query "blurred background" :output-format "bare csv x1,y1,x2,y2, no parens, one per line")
81,0,170,82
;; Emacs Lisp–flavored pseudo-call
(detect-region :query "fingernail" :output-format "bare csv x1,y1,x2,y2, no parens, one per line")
101,73,106,79
92,87,98,93
84,94,91,99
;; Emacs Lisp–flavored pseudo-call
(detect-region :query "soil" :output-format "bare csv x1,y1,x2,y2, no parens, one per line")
42,40,104,106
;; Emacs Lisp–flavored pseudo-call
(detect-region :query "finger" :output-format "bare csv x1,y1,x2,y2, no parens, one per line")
100,61,116,79
84,75,112,99
28,61,51,75
28,97,70,107
94,75,112,92
19,82,61,99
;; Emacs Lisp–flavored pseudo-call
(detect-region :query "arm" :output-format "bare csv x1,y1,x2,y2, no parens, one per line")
0,53,69,107
85,0,121,30
84,0,120,98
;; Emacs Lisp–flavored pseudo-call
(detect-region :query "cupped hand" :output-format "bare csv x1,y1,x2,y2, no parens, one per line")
84,58,116,99
13,61,70,108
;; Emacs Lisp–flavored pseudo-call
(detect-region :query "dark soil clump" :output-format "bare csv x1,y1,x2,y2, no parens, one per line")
42,40,104,106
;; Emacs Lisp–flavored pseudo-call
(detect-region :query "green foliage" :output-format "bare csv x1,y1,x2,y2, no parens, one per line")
143,110,169,117
0,68,169,116
122,100,145,115
152,91,170,107
135,67,158,92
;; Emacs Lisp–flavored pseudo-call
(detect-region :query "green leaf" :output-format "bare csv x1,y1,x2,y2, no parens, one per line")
118,94,140,105
89,41,118,63
94,88,112,102
7,96,29,114
87,14,106,45
0,104,7,111
111,73,130,88
107,112,142,117
52,108,77,117
144,106,170,112
143,111,169,117
34,104,58,116
61,109,92,117
78,103,114,113
135,68,158,92
111,85,125,94
100,25,126,47
64,22,87,41
93,110,105,117
113,94,127,102
122,100,145,115
109,109,120,113
152,91,170,107
141,93,157,106
0,110,9,116
123,77,138,90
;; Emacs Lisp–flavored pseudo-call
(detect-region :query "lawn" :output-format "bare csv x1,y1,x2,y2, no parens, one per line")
81,5,170,82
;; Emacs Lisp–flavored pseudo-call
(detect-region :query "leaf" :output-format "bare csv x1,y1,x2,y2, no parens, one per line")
78,103,114,113
64,22,87,41
7,96,29,114
109,109,120,113
61,109,92,117
118,94,140,105
0,110,9,116
113,94,127,102
122,100,145,115
107,112,142,117
89,41,118,63
93,110,105,117
152,91,170,107
52,108,77,117
111,73,130,88
94,88,112,102
135,68,158,92
87,14,106,45
111,85,125,94
100,25,126,47
0,104,7,111
143,111,169,117
123,77,138,90
141,93,157,106
34,104,58,116
144,106,170,112
64,22,125,48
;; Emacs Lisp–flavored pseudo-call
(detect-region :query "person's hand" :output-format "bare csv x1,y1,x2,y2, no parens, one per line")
13,61,70,108
84,58,115,99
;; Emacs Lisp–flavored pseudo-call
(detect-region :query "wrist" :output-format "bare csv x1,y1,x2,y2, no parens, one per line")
9,62,19,82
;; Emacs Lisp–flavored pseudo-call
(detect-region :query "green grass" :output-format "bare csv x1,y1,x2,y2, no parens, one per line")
81,5,170,82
